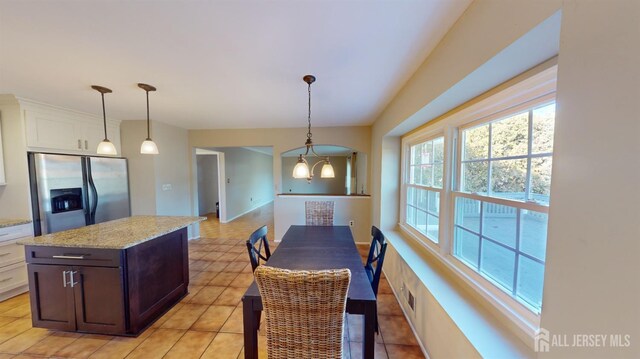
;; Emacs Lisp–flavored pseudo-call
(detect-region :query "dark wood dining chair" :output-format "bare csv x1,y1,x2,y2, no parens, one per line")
246,225,271,272
365,226,387,333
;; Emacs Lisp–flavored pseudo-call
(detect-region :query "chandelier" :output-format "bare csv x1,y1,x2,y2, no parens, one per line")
292,75,335,182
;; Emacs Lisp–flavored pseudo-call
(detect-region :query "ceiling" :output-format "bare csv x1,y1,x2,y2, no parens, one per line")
0,1,471,130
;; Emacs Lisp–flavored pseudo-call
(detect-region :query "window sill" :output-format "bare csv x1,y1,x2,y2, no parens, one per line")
384,228,536,358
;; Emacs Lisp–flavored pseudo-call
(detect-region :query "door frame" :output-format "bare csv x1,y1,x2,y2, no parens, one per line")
193,148,227,223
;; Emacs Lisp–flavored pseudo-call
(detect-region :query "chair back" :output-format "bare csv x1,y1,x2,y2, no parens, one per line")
305,201,335,226
246,225,271,272
254,266,351,359
365,226,388,296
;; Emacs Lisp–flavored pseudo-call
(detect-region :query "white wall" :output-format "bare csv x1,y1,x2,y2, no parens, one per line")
276,195,371,244
196,154,218,215
209,147,273,221
0,97,31,219
281,156,347,194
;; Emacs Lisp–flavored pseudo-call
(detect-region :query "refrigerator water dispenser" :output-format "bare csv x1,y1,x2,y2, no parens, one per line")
50,188,83,213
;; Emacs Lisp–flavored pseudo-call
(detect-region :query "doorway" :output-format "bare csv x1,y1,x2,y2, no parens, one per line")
195,149,226,222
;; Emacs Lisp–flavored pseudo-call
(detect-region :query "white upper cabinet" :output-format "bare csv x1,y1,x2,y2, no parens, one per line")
0,122,5,185
23,102,121,156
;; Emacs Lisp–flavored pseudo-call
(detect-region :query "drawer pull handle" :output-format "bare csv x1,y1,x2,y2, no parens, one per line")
0,253,10,257
70,270,78,287
0,277,13,283
52,255,85,260
62,270,68,287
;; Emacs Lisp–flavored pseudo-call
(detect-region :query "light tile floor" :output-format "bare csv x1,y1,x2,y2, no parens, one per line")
0,203,424,358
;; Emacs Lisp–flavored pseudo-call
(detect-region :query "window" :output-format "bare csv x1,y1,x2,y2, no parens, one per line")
453,102,554,312
405,136,444,243
400,65,557,327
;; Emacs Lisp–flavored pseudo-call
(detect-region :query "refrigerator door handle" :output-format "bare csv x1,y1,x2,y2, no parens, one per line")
87,160,99,225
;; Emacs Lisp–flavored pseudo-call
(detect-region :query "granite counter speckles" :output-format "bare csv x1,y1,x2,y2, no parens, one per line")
17,216,205,249
0,219,32,228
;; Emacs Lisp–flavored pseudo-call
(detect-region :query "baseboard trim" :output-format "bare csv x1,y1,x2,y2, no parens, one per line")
222,200,274,223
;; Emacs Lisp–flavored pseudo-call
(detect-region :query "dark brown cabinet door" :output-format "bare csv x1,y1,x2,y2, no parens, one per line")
73,266,125,335
27,264,76,331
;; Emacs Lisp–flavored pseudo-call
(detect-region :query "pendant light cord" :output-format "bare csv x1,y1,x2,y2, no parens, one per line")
101,93,108,140
146,90,151,140
307,81,312,141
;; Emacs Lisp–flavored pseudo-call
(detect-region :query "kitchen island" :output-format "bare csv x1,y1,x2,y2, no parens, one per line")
18,215,204,336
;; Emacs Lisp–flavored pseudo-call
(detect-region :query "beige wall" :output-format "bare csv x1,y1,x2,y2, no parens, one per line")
370,0,639,358
122,120,195,234
189,126,371,241
209,147,273,221
540,1,640,357
189,126,371,192
153,121,191,217
0,96,31,219
121,120,156,215
281,155,347,195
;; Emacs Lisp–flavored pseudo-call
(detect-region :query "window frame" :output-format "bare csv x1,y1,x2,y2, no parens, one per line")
402,132,446,245
398,65,557,338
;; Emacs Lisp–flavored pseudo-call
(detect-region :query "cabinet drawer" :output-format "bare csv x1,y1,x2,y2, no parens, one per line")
25,246,122,267
0,262,28,292
0,224,32,242
0,240,25,268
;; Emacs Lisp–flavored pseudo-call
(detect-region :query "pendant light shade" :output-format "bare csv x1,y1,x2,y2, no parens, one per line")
293,155,310,179
140,139,159,155
97,140,117,155
138,83,159,155
91,85,117,156
320,161,335,178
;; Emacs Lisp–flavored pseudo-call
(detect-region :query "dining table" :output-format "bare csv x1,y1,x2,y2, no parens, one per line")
242,225,377,359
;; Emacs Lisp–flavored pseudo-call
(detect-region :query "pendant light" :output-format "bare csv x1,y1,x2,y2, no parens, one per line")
92,85,118,156
292,75,335,182
138,83,159,155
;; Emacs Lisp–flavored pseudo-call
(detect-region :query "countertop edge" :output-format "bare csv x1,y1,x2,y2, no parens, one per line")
17,216,205,249
0,219,33,229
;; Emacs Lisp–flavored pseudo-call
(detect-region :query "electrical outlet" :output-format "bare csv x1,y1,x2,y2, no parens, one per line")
227,178,230,184
250,197,253,202
349,220,354,227
408,290,415,311
161,184,172,191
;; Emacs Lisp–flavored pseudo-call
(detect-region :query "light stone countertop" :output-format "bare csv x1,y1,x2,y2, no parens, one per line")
17,215,205,249
0,219,32,229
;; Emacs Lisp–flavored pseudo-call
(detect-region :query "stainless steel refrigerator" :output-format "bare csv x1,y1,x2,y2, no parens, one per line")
28,153,131,236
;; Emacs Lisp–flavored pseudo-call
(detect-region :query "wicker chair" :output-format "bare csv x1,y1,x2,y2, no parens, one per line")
305,200,335,226
254,265,351,359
